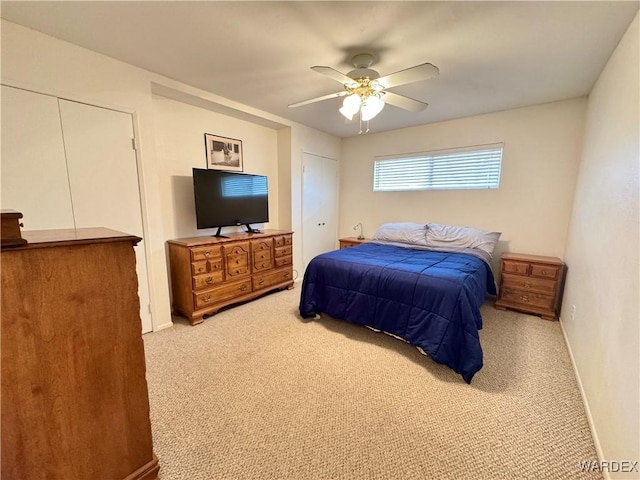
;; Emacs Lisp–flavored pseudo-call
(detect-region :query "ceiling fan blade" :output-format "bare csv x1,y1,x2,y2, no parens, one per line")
376,63,439,89
288,91,347,109
311,66,357,85
382,92,428,112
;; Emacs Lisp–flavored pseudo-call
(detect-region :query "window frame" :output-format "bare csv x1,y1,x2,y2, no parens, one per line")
373,143,504,192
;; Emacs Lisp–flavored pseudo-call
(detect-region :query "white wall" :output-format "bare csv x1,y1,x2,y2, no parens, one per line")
340,98,586,267
152,95,279,240
562,14,639,477
1,19,339,329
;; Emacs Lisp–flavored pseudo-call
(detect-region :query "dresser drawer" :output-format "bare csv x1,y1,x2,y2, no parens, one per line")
500,288,555,310
275,245,292,257
530,263,561,280
194,279,252,309
191,245,221,262
253,249,272,261
501,273,556,295
224,242,250,256
274,255,292,268
251,239,272,251
226,255,250,277
502,259,530,275
273,235,293,247
208,258,223,274
253,260,273,272
191,261,208,275
252,268,293,291
192,271,224,290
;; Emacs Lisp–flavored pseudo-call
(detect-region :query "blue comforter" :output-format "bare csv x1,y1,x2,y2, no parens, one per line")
299,243,496,383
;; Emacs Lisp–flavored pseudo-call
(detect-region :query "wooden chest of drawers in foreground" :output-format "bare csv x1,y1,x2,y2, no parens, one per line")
494,252,566,321
168,230,294,325
1,228,158,480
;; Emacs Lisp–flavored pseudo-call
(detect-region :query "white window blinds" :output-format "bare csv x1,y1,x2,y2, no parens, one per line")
373,143,503,191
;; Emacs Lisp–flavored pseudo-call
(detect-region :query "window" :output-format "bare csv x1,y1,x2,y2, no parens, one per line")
373,143,503,191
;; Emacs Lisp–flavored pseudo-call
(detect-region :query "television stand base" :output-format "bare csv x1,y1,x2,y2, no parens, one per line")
244,224,261,234
211,227,229,238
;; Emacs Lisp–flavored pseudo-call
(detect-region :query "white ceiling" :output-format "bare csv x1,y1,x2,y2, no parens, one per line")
1,1,638,138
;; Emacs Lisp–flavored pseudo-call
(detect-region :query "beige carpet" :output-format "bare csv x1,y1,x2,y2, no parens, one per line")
143,287,601,480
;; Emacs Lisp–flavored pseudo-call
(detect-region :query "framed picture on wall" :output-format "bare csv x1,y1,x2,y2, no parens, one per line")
204,133,243,171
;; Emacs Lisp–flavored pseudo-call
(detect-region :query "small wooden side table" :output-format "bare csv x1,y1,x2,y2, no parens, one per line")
339,237,369,249
494,252,566,320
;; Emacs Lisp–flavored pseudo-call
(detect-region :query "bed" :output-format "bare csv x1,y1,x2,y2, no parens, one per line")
298,222,500,383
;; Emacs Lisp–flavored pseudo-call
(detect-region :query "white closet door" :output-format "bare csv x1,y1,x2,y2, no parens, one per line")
58,100,152,333
0,86,75,229
302,152,338,269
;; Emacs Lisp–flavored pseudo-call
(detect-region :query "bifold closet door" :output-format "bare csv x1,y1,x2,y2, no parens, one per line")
58,99,153,333
302,152,338,269
1,86,153,333
0,86,75,229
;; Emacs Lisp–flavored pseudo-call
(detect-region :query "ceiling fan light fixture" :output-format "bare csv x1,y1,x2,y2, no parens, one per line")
360,95,385,121
370,80,384,92
339,93,361,120
339,105,355,120
292,55,438,132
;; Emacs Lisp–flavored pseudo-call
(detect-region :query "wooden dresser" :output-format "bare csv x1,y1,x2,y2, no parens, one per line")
339,237,369,249
494,252,566,320
1,228,159,480
168,230,294,325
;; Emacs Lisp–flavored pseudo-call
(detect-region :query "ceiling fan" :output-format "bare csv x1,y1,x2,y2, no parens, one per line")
288,53,439,127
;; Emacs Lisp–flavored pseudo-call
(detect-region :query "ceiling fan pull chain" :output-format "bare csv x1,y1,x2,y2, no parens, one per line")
358,114,363,135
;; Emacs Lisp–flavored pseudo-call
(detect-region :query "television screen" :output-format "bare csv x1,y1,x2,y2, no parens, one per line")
192,168,269,235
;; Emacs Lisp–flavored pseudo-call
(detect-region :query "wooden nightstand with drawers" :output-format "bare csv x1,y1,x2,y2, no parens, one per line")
494,253,566,321
339,237,369,249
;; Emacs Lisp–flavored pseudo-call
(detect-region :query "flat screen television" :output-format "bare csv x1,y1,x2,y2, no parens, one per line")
192,168,269,237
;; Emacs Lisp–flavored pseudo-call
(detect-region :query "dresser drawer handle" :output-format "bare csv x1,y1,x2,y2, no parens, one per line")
284,272,290,278
205,277,213,284
205,251,211,257
240,284,248,291
523,282,531,289
203,295,212,302
520,295,529,303
258,279,265,285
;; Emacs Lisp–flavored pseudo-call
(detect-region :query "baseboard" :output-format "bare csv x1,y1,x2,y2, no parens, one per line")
152,321,174,332
558,315,609,480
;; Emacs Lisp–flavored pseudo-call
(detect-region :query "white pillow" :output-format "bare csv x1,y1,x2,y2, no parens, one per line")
425,222,501,256
372,222,428,246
